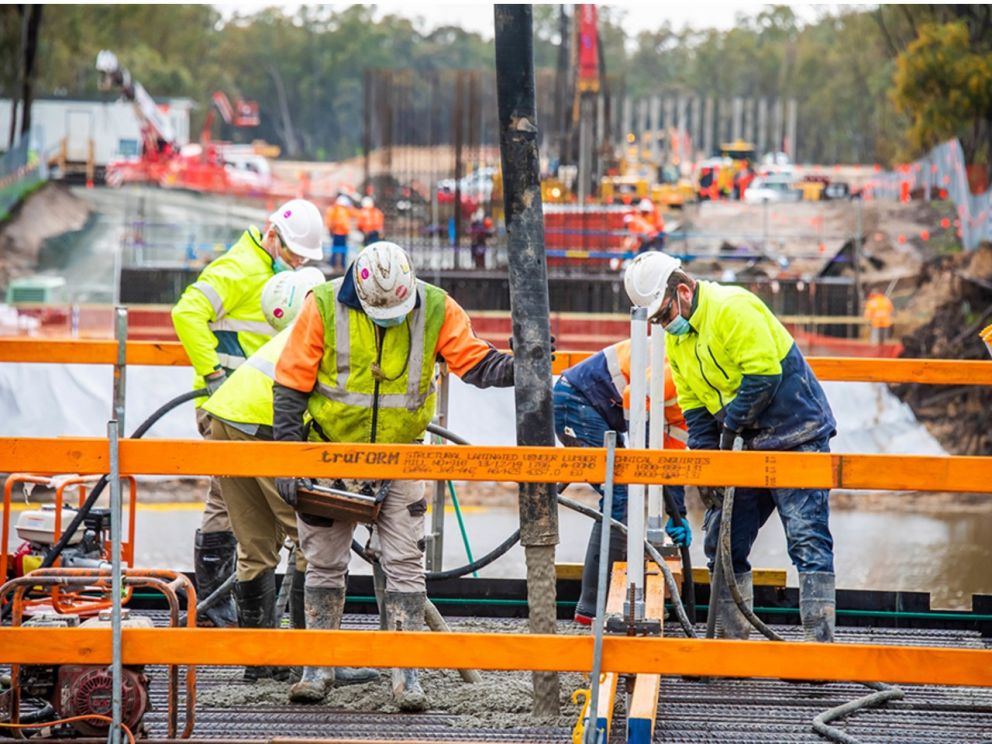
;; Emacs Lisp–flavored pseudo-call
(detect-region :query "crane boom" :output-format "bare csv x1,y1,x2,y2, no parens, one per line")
96,50,176,146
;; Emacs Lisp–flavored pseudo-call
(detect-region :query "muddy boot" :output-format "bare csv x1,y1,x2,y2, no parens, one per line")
799,572,835,643
384,591,429,712
714,571,753,640
289,587,342,702
290,569,306,630
235,571,292,682
195,530,237,628
574,521,625,625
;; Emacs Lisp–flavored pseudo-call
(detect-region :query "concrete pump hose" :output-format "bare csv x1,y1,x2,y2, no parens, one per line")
717,436,784,642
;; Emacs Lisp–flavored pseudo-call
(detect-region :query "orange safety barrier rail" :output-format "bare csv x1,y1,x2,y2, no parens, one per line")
0,438,990,493
1,338,991,385
0,628,987,688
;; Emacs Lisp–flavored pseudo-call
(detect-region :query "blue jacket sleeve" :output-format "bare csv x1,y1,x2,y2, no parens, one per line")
684,407,720,450
722,373,782,433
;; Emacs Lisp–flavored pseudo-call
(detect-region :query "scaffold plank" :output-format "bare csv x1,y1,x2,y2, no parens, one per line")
0,628,989,687
0,438,989,493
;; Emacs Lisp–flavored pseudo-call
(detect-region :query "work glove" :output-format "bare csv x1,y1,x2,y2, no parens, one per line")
719,426,741,451
204,369,227,395
276,477,307,508
665,516,692,547
697,486,726,510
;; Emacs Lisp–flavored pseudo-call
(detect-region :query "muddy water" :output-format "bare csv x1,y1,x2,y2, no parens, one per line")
8,500,987,610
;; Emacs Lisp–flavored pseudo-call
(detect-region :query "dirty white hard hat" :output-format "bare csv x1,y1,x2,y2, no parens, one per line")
261,266,326,331
361,196,374,208
353,241,417,321
336,195,351,207
638,198,655,212
268,199,325,261
623,251,682,319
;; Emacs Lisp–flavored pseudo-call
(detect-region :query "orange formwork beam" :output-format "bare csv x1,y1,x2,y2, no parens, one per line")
2,338,991,386
0,438,989,493
0,628,989,687
0,338,189,366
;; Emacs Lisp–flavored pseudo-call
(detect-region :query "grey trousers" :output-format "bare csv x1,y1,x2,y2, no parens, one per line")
297,479,427,594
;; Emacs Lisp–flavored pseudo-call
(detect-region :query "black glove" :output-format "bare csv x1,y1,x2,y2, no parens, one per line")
204,369,227,395
719,426,740,451
276,477,300,507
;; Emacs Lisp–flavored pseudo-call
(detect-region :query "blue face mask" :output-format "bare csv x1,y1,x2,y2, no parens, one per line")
272,256,292,274
372,315,405,328
664,295,691,336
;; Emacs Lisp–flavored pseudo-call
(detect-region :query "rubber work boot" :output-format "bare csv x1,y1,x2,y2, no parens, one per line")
714,571,753,640
235,571,292,682
574,520,625,625
194,529,237,628
289,587,344,702
384,591,429,712
799,572,835,643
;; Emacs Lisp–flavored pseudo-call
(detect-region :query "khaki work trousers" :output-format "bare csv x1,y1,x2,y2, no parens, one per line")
297,479,427,594
196,407,231,534
209,418,307,581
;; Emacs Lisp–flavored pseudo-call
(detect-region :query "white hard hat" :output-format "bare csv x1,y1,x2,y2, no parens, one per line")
623,213,635,224
638,198,654,212
261,266,326,331
361,196,374,208
623,252,682,318
268,199,325,261
336,195,351,207
353,241,416,321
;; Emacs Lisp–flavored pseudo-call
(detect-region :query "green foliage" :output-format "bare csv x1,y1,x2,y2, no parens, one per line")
891,20,992,165
17,4,990,166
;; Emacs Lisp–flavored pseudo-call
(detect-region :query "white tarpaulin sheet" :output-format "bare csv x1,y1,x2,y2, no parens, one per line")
1,364,945,456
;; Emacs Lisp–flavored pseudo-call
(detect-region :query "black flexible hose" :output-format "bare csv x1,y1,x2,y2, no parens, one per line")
39,389,207,570
661,487,696,624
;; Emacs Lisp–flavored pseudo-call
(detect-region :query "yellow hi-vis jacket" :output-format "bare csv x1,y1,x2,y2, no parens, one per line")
201,328,291,430
307,278,446,444
171,227,277,404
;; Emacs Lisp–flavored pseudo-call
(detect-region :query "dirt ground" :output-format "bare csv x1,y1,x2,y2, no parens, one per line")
0,183,90,292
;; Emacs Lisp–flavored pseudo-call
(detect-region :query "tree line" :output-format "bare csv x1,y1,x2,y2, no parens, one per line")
1,4,989,167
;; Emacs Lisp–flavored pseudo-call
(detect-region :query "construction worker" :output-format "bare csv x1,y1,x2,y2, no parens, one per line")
469,211,494,269
325,195,353,269
202,267,377,686
622,212,656,255
624,252,837,643
554,341,689,625
355,196,385,246
172,198,325,628
864,290,894,345
272,241,515,710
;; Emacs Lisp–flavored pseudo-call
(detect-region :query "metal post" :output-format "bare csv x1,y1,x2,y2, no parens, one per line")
426,365,450,572
625,307,647,619
583,430,617,744
107,306,127,744
114,307,127,434
646,324,666,547
494,4,560,717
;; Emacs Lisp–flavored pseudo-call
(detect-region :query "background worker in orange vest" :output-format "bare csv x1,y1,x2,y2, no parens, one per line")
622,212,656,255
864,290,894,345
554,340,689,624
324,195,353,270
356,196,385,246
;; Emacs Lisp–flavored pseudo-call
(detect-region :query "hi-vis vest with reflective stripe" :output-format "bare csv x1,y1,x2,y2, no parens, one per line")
184,227,276,374
201,329,291,427
308,279,446,444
